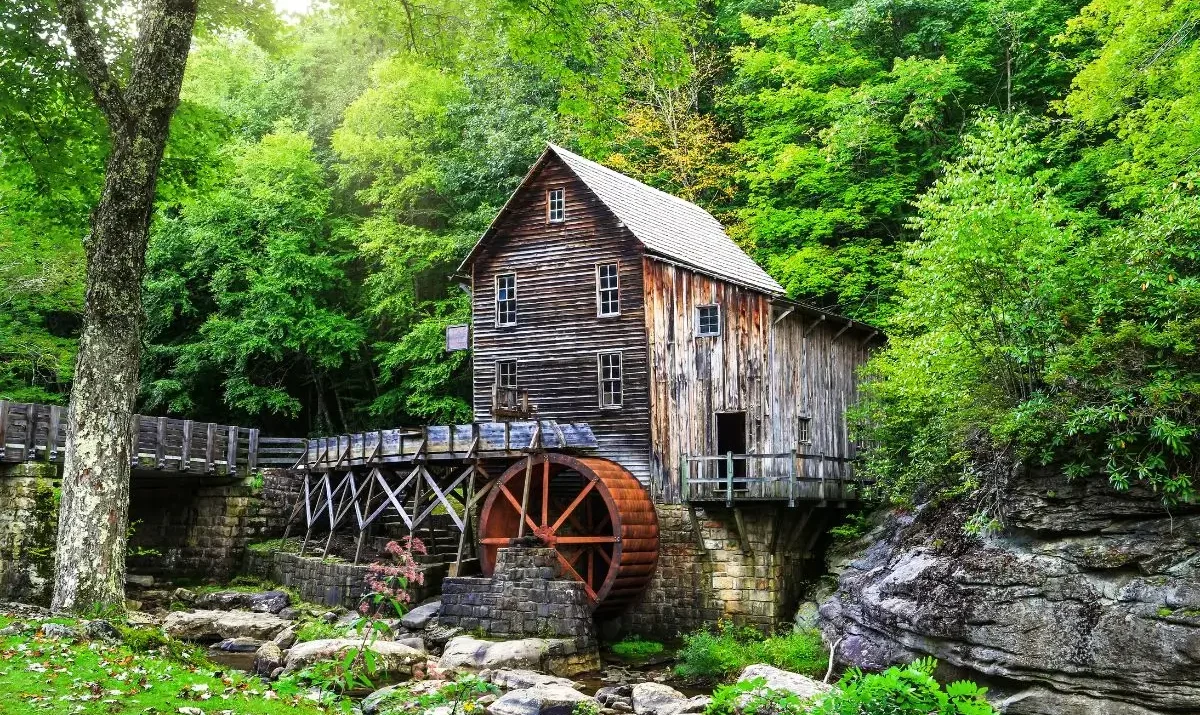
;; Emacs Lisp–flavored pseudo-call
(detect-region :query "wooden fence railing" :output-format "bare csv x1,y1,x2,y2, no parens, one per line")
0,401,307,476
682,451,865,506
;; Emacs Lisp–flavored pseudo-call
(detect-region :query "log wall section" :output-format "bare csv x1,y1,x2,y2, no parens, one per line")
643,259,873,502
470,157,653,482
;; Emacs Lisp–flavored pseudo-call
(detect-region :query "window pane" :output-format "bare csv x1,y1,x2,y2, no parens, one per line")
599,353,622,407
497,274,516,325
548,188,565,222
698,305,720,336
597,263,619,316
497,361,517,388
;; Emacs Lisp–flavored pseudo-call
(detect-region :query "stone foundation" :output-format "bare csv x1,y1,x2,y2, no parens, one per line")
243,549,445,608
610,503,838,638
439,547,597,646
0,465,59,604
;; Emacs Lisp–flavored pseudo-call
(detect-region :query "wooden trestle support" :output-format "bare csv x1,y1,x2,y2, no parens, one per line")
282,420,659,615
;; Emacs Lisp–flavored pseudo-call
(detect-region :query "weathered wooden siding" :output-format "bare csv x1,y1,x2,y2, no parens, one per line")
471,157,652,482
643,259,873,502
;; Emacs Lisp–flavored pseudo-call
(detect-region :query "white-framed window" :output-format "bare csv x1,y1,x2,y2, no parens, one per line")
598,352,623,408
797,416,812,445
496,360,517,389
697,304,721,336
496,273,517,326
596,262,620,316
548,188,566,222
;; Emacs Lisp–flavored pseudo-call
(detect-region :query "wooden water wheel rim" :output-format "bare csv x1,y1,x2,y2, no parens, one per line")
477,453,658,614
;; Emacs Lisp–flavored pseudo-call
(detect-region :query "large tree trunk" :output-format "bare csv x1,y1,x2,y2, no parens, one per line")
51,0,198,613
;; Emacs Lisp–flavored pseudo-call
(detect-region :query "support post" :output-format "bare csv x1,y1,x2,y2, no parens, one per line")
205,422,216,473
726,451,734,507
226,425,238,474
156,416,167,469
517,455,534,539
47,405,62,462
180,420,192,471
0,400,8,460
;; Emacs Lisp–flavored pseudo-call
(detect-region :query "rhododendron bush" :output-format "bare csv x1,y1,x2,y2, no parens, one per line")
361,536,426,616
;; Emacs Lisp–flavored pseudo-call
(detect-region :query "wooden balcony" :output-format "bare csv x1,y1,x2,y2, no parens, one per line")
492,385,535,420
682,451,866,506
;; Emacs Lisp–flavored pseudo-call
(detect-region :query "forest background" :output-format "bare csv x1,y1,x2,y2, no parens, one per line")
2,0,1198,506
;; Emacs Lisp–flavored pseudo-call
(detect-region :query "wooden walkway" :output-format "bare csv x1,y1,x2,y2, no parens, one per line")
0,401,306,476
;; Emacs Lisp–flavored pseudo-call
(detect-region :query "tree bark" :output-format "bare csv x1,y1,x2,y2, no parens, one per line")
52,0,198,612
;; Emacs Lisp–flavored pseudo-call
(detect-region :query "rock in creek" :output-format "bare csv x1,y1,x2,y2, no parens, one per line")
630,683,709,715
401,600,442,631
272,625,298,650
283,638,425,684
819,468,1200,715
442,636,550,672
487,683,595,715
164,609,290,642
254,641,284,678
210,636,265,653
194,589,291,614
484,668,581,691
736,665,830,702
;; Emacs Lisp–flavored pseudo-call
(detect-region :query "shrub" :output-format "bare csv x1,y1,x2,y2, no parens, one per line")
675,622,826,681
707,678,809,715
809,658,997,715
295,619,343,643
611,635,665,660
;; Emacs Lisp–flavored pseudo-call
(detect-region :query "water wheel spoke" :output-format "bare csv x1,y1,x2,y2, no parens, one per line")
594,545,613,566
555,551,597,601
498,483,539,533
541,459,550,527
550,479,596,533
480,537,510,545
556,535,617,544
549,498,587,534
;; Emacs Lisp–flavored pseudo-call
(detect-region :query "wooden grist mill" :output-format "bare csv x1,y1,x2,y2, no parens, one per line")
286,420,661,614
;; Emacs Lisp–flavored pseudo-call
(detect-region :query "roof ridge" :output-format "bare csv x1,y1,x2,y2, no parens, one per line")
546,143,718,219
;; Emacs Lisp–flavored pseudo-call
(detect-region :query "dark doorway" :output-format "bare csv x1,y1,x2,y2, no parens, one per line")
715,411,747,487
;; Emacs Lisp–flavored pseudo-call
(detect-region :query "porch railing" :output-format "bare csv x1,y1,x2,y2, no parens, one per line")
681,450,865,506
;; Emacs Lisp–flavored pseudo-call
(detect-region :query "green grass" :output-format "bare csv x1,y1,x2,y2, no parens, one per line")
610,635,665,660
0,615,345,714
675,622,827,681
295,619,345,643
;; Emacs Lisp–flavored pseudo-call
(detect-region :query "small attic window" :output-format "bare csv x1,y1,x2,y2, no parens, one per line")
697,304,721,337
548,188,565,222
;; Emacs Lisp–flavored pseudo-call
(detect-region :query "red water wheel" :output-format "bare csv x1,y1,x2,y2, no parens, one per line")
478,453,659,617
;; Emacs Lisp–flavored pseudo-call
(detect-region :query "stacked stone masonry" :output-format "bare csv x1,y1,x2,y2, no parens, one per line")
243,550,443,608
439,547,597,647
612,504,833,638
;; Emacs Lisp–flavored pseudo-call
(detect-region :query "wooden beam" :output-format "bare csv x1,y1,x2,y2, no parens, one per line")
205,422,216,473
247,428,259,472
732,507,750,557
0,400,8,460
47,405,62,462
226,425,238,474
803,314,826,338
180,420,192,471
21,404,35,461
831,319,854,343
156,416,167,469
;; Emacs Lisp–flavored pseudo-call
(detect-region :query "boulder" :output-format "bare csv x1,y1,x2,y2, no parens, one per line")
820,468,1200,715
0,622,28,636
442,636,549,672
401,601,441,631
195,590,291,614
396,636,427,652
125,574,155,587
631,683,700,715
363,679,457,714
283,638,425,684
736,665,831,701
211,636,266,653
594,685,632,707
272,625,298,650
81,619,120,641
486,669,581,691
163,609,290,642
254,642,284,678
39,623,77,639
488,683,595,715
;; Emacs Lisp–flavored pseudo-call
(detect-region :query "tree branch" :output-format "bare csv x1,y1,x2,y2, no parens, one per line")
56,0,132,136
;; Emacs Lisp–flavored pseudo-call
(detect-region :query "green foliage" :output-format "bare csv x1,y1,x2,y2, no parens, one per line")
855,115,1199,506
610,635,665,660
675,622,826,681
706,678,810,715
808,658,997,715
828,513,872,543
295,619,345,643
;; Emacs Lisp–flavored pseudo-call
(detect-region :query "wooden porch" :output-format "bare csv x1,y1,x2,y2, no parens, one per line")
681,451,866,506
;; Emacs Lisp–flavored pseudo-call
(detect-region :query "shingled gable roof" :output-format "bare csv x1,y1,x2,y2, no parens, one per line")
459,143,786,297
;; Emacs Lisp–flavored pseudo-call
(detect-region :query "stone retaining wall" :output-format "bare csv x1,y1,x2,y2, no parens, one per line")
243,550,445,608
439,547,596,646
0,465,59,604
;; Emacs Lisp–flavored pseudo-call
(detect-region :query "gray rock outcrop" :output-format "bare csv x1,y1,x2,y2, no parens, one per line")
487,683,595,715
282,638,425,683
163,609,290,642
195,589,291,614
819,469,1200,714
736,665,830,701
